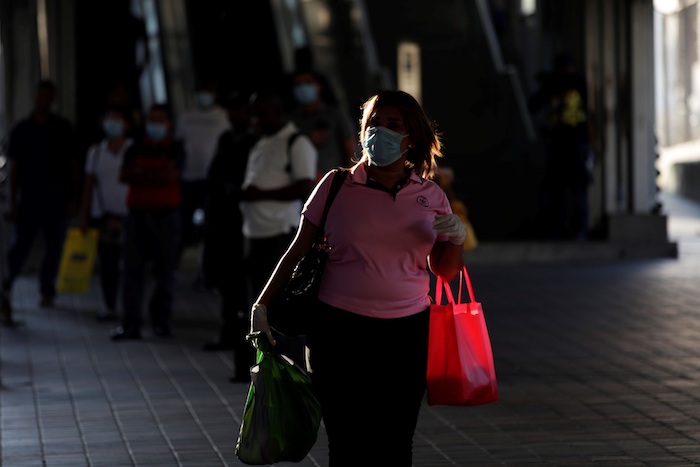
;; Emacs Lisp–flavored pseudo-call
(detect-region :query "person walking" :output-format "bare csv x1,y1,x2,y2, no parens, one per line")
250,90,466,466
110,103,183,341
1,80,79,323
79,104,133,321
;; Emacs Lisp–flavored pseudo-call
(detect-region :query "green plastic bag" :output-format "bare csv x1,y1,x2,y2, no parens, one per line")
235,332,322,465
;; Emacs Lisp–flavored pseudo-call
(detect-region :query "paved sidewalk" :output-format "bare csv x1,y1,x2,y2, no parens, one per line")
1,192,699,466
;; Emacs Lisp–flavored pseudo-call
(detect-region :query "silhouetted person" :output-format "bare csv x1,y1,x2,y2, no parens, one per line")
1,80,79,323
240,89,317,333
200,92,258,382
288,69,358,179
528,52,593,240
110,103,183,341
174,80,230,268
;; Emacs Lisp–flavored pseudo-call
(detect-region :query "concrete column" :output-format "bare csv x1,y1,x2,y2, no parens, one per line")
1,0,41,127
47,0,77,123
630,0,659,214
600,0,621,215
155,0,193,118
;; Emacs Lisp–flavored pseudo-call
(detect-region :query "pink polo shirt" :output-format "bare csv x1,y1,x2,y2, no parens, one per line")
302,163,452,319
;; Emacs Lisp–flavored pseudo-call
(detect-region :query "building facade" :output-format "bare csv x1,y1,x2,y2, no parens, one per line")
0,0,668,246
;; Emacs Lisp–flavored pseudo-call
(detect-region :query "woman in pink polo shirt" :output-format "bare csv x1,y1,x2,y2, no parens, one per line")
250,90,466,466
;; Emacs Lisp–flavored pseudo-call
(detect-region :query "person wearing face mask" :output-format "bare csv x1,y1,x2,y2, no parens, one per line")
110,103,184,341
173,80,230,272
79,105,133,321
288,70,358,179
249,90,466,466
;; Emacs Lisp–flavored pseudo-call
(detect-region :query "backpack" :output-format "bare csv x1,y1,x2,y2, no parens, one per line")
284,131,303,173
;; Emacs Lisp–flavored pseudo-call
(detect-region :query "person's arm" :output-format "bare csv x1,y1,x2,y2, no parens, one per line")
122,158,179,185
67,157,81,217
429,213,467,281
5,159,19,221
241,179,314,201
118,144,136,185
428,240,463,282
250,216,318,345
63,122,81,217
119,148,180,186
5,126,21,221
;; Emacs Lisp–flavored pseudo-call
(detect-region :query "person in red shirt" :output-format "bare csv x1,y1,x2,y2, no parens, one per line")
110,103,184,341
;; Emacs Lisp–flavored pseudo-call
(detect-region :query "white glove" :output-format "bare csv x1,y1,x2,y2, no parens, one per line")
433,214,466,245
250,303,276,346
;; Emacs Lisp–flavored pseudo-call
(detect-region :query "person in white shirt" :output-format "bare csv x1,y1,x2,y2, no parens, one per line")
80,105,133,321
174,80,230,266
240,89,317,332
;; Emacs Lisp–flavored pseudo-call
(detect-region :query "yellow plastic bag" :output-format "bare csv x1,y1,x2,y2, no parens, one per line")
56,228,99,293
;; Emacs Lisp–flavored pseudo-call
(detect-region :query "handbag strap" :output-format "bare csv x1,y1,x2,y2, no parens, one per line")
317,168,349,236
435,265,476,305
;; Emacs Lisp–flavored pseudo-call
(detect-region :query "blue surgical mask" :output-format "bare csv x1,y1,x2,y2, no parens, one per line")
293,84,318,105
196,91,215,109
102,118,124,139
362,126,409,167
145,122,168,142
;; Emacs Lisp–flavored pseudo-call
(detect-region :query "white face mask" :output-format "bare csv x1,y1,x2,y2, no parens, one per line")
146,122,168,142
362,126,409,167
102,118,124,138
293,84,318,105
196,92,215,109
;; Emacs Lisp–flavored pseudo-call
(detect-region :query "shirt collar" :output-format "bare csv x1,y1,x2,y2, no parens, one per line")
349,162,423,185
268,121,297,140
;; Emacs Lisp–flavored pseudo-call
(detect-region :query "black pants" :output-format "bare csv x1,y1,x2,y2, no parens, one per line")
4,201,68,298
97,240,122,312
307,302,430,467
121,209,180,332
201,220,248,334
244,233,295,301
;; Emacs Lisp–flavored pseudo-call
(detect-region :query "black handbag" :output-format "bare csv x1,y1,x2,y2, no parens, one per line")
268,168,348,336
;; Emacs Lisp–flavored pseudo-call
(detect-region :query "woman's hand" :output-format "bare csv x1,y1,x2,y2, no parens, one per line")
433,214,466,245
250,303,276,346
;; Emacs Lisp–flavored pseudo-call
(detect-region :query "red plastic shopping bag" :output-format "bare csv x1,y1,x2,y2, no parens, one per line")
426,266,498,406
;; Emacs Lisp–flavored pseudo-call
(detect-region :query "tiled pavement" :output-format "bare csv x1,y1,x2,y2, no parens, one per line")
1,191,700,466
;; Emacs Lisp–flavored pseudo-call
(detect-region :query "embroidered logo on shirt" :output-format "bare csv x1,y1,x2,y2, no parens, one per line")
417,196,429,207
